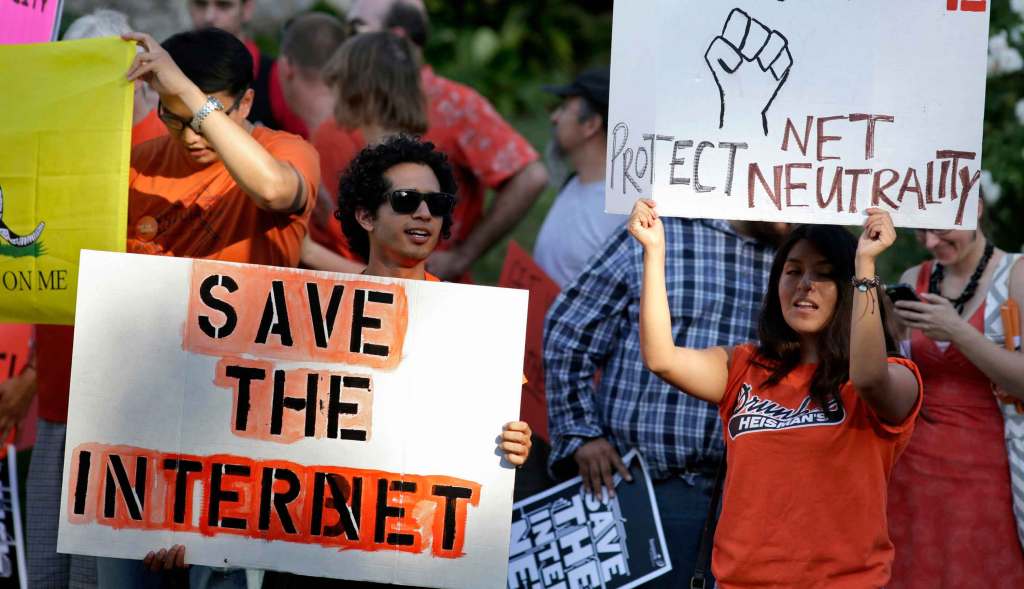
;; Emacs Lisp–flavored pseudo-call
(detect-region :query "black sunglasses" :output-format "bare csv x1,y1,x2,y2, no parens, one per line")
158,93,244,134
385,189,457,217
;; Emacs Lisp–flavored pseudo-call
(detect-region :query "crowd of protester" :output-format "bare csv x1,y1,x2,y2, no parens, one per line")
0,0,1022,587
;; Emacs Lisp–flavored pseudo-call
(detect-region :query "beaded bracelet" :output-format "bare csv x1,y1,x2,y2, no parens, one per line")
851,276,881,293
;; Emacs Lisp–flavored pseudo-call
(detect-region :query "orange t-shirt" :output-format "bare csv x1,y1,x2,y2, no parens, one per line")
127,126,319,267
713,344,923,589
131,109,167,146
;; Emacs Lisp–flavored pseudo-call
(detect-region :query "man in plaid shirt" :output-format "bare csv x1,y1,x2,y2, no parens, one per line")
544,217,784,588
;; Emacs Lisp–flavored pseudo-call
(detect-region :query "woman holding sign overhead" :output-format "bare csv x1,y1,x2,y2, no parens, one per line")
886,206,1024,588
629,200,921,588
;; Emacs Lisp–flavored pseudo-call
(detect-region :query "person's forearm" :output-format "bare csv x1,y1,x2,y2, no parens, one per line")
180,88,301,212
453,161,547,264
300,235,366,274
949,324,1024,398
639,248,676,373
849,257,891,397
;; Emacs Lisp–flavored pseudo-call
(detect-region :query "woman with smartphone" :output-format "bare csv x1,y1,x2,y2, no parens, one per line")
630,201,922,587
886,206,1024,588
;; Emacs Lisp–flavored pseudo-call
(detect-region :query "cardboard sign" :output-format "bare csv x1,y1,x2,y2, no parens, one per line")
0,38,133,324
0,0,64,44
606,1,990,229
0,325,37,451
507,451,671,589
498,242,561,442
58,251,528,588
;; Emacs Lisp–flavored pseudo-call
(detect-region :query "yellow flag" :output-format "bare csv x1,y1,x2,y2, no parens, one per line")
0,37,133,325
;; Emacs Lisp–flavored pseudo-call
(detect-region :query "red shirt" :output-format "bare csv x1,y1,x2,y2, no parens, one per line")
713,344,922,589
309,65,539,262
244,39,309,139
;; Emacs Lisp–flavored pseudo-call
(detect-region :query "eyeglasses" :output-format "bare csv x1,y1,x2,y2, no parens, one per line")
385,189,457,217
157,93,244,133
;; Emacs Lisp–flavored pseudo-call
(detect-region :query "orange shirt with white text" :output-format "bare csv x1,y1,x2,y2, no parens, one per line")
713,344,922,589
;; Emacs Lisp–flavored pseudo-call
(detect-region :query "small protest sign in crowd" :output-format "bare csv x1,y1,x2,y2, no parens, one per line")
0,1,1022,588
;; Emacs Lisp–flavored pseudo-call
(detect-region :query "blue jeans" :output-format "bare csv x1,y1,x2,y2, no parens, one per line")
646,473,717,589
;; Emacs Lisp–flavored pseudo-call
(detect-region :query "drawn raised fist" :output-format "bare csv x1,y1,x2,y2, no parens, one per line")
705,8,793,136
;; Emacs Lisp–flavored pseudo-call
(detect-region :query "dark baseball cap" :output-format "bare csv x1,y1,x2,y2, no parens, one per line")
543,67,610,122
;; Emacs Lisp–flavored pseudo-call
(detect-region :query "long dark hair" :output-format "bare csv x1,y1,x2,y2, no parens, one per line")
756,225,900,416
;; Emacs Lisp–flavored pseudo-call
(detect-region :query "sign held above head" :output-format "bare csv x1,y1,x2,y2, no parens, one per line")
606,1,991,229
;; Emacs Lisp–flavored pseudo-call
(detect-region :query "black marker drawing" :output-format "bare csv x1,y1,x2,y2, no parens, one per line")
0,185,45,247
705,8,793,136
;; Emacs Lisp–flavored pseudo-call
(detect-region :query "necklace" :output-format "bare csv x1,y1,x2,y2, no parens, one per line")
928,241,995,314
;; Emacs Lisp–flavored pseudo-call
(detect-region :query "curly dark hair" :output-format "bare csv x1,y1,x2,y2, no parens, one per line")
336,135,458,262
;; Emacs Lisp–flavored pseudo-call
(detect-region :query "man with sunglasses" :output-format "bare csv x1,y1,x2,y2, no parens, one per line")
245,135,530,587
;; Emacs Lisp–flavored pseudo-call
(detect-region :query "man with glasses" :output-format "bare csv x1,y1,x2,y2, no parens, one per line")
125,27,318,263
94,27,320,587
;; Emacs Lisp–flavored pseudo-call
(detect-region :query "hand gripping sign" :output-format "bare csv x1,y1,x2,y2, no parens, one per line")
606,1,991,229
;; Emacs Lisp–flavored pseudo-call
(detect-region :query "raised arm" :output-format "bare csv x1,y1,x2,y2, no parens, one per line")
849,209,920,424
629,200,730,404
123,32,306,213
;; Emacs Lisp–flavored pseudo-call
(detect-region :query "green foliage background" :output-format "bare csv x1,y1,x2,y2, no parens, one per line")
60,1,1021,284
422,1,1023,284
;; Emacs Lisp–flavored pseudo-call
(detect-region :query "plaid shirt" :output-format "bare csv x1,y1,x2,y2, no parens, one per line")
544,218,775,480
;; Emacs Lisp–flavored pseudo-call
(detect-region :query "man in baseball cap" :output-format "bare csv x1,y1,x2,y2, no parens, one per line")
533,67,621,287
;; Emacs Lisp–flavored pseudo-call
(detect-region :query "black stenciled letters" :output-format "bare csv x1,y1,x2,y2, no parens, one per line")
255,280,294,346
307,283,345,349
224,365,267,432
197,274,239,339
162,458,204,524
310,473,362,539
350,289,393,357
258,467,301,534
328,375,370,441
208,462,250,530
375,479,416,546
431,485,473,551
103,455,147,521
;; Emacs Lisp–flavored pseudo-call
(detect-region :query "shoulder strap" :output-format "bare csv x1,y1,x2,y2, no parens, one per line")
915,260,933,292
690,455,726,589
985,254,1022,341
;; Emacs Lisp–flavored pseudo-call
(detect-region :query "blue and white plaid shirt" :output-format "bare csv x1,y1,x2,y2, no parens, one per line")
544,218,775,480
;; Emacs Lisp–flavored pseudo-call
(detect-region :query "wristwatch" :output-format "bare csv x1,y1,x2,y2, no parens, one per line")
190,96,225,133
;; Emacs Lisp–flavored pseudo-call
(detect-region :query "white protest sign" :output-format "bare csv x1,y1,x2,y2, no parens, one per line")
606,0,991,229
58,251,527,589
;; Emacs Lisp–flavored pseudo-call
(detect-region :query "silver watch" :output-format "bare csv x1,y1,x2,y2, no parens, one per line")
190,96,225,133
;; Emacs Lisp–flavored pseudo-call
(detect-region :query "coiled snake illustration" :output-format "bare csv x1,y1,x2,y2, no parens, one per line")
0,184,45,247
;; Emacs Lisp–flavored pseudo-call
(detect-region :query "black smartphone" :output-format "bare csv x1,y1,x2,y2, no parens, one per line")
885,283,920,304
